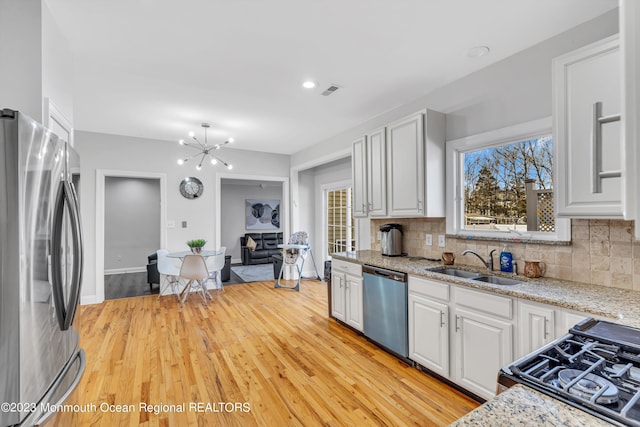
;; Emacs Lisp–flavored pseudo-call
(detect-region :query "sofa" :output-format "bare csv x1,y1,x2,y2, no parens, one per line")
240,232,283,265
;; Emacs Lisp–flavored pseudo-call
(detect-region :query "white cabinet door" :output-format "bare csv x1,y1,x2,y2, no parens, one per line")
387,111,425,216
352,136,368,218
366,127,387,217
331,272,346,322
554,35,623,218
346,275,363,331
408,293,449,377
453,307,513,400
518,301,556,359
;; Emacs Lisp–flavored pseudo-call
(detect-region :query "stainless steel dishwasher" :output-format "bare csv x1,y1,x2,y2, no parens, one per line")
362,265,408,359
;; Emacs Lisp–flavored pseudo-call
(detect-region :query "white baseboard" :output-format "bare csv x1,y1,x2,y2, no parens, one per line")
231,257,241,264
81,294,101,305
104,267,146,275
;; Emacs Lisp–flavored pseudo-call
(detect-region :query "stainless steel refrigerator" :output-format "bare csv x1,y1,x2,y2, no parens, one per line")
0,109,85,426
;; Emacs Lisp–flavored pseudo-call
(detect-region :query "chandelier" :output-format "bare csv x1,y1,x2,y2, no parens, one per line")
177,123,233,170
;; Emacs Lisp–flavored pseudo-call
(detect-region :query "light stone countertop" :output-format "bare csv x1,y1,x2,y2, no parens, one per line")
331,250,640,327
448,385,613,427
332,250,635,426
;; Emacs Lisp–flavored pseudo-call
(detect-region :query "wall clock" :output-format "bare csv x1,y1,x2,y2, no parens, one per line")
179,177,204,199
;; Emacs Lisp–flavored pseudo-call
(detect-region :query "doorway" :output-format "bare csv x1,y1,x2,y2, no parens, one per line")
104,176,161,299
95,170,167,303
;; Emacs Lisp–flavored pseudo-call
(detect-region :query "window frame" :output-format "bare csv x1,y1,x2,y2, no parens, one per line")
323,181,357,258
445,117,570,242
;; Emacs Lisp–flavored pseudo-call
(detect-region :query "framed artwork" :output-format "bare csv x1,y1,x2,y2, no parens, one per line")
246,199,280,230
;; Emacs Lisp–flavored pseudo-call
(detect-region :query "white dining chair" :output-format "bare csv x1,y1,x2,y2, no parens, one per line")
205,247,226,294
178,254,211,304
157,249,183,301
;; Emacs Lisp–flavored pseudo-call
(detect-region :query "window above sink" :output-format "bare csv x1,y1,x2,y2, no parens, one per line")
445,117,570,243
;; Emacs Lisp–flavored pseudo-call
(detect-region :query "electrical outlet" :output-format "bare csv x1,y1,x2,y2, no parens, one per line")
425,234,432,246
438,235,446,247
377,231,382,241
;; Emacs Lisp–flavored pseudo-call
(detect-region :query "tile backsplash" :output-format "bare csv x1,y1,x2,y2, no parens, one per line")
370,218,640,291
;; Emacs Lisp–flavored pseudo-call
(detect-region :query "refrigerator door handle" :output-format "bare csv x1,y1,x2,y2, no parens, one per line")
65,180,83,329
51,180,83,331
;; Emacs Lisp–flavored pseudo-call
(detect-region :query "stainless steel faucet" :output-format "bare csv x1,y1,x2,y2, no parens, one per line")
462,249,496,271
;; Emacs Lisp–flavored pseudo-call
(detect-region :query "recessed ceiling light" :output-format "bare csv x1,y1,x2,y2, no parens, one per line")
467,46,490,58
302,80,317,89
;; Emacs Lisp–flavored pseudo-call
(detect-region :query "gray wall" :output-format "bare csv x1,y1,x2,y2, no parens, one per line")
104,176,160,271
221,181,283,262
75,130,290,302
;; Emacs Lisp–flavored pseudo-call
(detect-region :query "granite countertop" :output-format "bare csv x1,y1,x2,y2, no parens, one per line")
448,385,612,427
332,250,640,328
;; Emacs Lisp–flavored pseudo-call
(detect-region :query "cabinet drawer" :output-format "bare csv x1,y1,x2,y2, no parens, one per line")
408,275,449,301
455,287,512,320
332,259,362,276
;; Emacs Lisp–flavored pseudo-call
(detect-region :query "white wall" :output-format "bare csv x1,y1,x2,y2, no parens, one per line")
42,0,74,123
0,0,73,124
0,0,43,120
290,9,619,169
221,181,283,262
75,130,289,302
104,177,160,271
312,157,352,262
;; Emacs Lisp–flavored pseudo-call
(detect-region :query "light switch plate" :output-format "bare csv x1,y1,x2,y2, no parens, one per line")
425,234,432,246
438,235,446,247
182,221,187,228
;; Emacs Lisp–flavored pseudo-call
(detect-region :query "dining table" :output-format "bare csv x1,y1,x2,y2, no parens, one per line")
167,249,225,293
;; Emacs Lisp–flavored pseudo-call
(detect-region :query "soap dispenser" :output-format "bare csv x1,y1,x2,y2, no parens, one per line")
499,244,513,273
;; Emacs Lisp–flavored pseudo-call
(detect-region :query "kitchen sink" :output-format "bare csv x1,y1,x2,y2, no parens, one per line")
428,266,523,286
427,267,481,279
471,275,522,286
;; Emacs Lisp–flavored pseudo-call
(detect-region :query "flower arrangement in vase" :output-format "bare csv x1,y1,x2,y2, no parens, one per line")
186,239,207,254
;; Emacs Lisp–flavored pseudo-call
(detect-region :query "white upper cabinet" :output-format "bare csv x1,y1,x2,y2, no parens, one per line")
554,35,624,218
387,111,426,216
366,127,387,217
352,136,368,218
351,109,445,218
622,0,640,237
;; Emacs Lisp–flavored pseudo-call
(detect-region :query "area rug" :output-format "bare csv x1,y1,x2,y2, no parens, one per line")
230,264,275,283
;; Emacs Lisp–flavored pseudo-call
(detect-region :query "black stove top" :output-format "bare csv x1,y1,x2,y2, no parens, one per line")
499,318,640,427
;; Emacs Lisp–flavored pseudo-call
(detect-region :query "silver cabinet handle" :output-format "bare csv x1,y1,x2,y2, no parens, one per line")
591,101,621,193
544,317,550,338
455,315,460,332
440,311,446,327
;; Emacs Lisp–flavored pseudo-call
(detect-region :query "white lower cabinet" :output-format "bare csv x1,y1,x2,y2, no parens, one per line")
331,259,363,331
517,301,556,359
408,276,513,400
452,288,513,400
408,276,449,377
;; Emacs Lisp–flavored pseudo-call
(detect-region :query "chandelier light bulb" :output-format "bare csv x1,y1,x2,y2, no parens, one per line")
228,137,234,143
177,123,233,170
227,164,233,170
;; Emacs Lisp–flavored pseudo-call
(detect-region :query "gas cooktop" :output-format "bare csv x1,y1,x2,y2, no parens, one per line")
499,318,640,427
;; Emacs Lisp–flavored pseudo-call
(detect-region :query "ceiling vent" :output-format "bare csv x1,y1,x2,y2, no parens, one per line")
321,85,341,96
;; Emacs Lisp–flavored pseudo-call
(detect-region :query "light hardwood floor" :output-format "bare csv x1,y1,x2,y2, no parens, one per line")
53,280,479,426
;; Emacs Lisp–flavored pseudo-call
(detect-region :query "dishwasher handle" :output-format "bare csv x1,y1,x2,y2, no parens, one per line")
363,265,407,282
